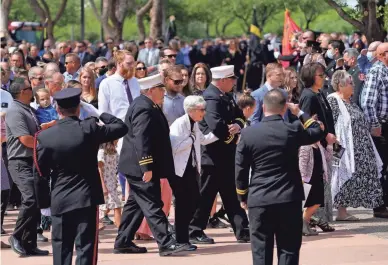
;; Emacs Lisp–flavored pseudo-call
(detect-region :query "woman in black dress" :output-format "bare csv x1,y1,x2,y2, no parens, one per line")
223,38,245,91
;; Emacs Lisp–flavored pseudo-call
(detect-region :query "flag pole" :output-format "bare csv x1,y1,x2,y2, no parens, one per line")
242,5,256,91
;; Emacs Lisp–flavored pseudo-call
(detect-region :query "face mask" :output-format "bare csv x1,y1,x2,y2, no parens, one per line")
367,51,374,62
99,67,108,76
326,49,334,59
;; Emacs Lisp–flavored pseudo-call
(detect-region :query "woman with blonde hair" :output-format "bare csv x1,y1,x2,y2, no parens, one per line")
79,67,98,108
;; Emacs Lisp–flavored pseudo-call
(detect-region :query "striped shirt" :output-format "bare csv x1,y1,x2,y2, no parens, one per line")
361,61,388,128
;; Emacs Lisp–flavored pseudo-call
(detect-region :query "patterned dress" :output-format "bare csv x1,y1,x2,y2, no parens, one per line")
327,97,384,209
98,142,122,212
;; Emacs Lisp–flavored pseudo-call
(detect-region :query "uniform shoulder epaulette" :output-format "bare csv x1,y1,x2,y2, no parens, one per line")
303,118,315,129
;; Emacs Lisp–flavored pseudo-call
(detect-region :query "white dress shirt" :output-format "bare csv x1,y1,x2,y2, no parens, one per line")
98,73,140,121
98,73,140,154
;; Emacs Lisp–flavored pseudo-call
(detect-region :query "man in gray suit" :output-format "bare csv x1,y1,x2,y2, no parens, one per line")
137,38,160,67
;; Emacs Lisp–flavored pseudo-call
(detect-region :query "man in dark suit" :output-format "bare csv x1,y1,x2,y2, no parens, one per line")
114,74,190,256
343,48,363,107
189,65,250,244
34,88,128,265
76,41,95,66
235,89,325,265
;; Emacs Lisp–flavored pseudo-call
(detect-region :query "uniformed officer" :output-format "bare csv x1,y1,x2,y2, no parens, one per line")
114,74,190,256
33,88,128,265
235,89,325,265
189,65,250,244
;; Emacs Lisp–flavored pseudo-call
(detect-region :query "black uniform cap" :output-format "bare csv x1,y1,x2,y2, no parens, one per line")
53,88,81,109
306,40,321,48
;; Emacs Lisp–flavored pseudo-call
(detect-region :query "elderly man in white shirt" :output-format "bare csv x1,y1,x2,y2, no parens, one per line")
169,95,218,248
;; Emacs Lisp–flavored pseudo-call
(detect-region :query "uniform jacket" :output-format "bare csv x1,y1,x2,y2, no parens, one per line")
170,113,218,177
118,94,175,179
198,84,245,166
34,113,128,215
348,65,363,107
235,113,325,207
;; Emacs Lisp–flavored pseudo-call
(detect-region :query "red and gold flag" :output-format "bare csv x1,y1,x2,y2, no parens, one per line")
281,9,301,68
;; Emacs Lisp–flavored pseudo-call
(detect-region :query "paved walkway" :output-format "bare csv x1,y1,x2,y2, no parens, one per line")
1,208,388,265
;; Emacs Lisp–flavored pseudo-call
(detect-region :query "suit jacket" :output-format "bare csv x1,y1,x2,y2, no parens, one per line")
80,52,95,66
34,113,128,215
118,94,175,179
251,84,289,125
137,48,160,67
199,84,246,166
235,113,325,207
348,65,363,107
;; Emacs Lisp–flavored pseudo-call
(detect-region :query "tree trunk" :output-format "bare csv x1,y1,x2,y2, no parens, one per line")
215,18,221,37
150,0,163,39
0,0,12,38
136,0,153,41
222,17,235,36
46,21,55,43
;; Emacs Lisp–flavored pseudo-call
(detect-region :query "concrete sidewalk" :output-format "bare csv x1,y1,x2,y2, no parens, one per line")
1,208,388,265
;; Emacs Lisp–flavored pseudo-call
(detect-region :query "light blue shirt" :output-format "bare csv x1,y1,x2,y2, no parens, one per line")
64,68,81,83
162,92,185,126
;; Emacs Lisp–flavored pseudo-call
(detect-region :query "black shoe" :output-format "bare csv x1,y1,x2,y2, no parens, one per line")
159,242,190,256
186,244,197,251
26,247,49,256
37,233,48,242
237,233,250,243
373,210,388,218
189,232,215,244
207,217,228,229
1,227,6,235
102,215,114,225
214,207,230,224
113,244,147,254
8,236,27,256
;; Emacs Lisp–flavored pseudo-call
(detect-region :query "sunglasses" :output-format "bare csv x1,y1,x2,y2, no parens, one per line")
169,78,183,85
136,67,146,71
23,86,32,91
165,54,177,59
65,61,74,65
31,76,44,81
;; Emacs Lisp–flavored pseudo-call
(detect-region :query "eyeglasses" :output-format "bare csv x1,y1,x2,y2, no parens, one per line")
194,108,206,112
96,65,107,70
23,86,32,91
136,67,146,71
165,54,177,59
31,76,44,81
65,61,74,65
169,78,183,85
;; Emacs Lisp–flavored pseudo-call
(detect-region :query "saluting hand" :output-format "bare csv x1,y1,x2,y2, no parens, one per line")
143,171,153,183
240,202,247,210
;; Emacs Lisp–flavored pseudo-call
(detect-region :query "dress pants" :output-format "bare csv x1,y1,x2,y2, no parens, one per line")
248,202,302,265
8,158,39,250
51,206,98,265
373,122,388,207
114,175,172,249
168,165,200,243
1,189,10,226
189,164,249,239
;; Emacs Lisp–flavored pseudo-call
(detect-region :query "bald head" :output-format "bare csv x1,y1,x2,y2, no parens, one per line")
376,42,388,66
369,41,382,52
43,62,60,75
263,88,287,116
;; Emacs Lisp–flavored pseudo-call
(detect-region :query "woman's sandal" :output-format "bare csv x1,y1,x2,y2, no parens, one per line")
310,217,335,232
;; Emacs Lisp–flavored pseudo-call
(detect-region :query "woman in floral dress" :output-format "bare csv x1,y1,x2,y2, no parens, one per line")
98,141,122,228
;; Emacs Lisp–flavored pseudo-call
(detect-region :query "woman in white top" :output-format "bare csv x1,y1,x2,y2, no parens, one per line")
169,96,218,247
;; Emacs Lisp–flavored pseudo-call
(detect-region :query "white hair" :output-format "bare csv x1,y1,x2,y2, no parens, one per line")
28,66,44,78
331,70,352,91
183,95,206,113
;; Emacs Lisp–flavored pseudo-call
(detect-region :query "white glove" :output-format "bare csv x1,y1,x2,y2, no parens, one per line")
80,101,102,118
274,51,280,59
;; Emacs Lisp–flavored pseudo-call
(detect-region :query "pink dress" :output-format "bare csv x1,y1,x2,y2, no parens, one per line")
125,179,172,237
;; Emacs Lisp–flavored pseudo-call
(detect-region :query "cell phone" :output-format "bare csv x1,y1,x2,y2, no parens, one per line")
333,142,345,159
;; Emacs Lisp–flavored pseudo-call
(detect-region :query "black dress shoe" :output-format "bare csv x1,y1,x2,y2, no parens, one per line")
159,242,190,256
26,247,49,256
236,233,250,243
186,244,197,251
37,233,49,242
113,244,147,254
189,232,215,244
8,236,27,256
207,217,228,229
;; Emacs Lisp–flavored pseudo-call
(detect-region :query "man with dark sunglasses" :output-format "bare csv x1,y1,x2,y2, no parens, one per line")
28,67,44,92
5,78,52,257
162,65,185,125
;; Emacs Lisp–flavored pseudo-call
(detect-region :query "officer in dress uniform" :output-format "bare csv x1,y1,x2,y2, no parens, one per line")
114,74,190,256
235,89,325,265
33,88,128,265
189,65,250,244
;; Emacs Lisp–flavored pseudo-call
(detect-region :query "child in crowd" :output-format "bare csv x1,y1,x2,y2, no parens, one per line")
98,141,122,230
35,87,58,124
299,142,335,236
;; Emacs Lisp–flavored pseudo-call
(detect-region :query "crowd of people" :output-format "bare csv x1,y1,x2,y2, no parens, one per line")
0,29,387,265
